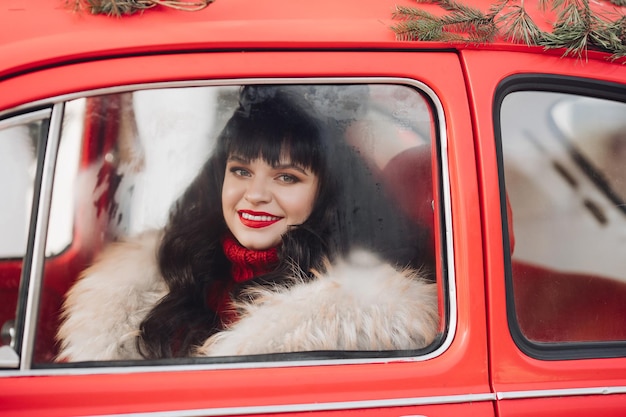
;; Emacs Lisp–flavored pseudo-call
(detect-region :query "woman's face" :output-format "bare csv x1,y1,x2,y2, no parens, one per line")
222,154,319,250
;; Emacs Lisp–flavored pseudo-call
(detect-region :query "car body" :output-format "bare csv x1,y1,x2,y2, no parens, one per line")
1,0,626,416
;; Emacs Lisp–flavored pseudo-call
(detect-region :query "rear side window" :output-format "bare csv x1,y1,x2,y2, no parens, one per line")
497,77,626,358
0,110,49,362
27,83,447,367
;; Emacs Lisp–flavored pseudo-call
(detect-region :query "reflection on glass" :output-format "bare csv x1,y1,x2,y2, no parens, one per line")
551,96,626,210
501,91,626,344
41,84,441,363
0,114,46,352
0,120,43,258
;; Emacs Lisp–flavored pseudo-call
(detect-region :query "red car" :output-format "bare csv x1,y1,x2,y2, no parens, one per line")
1,0,626,415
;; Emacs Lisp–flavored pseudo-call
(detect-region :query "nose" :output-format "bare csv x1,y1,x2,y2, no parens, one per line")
244,176,271,205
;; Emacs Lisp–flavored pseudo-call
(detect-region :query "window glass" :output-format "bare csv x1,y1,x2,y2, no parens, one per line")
37,84,442,365
0,112,48,355
501,90,626,345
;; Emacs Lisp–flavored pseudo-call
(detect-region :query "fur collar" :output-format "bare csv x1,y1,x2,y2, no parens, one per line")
57,230,167,361
57,232,439,362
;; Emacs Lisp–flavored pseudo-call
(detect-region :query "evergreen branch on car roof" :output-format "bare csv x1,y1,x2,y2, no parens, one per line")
67,0,212,16
392,0,626,61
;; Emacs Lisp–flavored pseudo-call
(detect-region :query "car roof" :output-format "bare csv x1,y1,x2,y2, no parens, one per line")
1,0,624,79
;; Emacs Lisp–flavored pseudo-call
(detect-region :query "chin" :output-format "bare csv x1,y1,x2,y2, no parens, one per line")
234,235,281,251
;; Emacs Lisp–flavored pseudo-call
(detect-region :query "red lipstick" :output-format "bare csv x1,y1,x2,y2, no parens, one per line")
238,210,282,228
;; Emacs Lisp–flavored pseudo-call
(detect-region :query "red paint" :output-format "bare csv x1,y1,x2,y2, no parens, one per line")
0,0,625,415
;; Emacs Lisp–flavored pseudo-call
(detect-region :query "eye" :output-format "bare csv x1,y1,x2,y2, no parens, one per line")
277,173,299,184
230,167,251,177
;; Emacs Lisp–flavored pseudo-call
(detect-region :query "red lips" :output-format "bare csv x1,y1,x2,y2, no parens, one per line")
238,210,282,228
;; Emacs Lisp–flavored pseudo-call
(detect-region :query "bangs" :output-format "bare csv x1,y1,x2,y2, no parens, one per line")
222,106,324,173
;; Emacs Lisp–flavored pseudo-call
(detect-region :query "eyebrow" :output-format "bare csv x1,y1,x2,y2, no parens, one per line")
227,155,310,176
274,163,309,175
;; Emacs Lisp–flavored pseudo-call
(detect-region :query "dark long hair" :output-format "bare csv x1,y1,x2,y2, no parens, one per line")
138,86,339,358
138,85,430,359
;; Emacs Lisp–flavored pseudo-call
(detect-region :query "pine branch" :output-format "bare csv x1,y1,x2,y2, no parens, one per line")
541,24,590,58
392,9,471,41
499,5,545,44
446,10,498,39
589,14,624,51
538,0,626,59
594,14,626,58
68,0,212,16
392,0,499,42
555,0,590,28
539,1,592,58
392,0,626,62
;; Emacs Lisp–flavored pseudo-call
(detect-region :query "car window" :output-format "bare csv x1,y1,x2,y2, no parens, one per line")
0,110,49,361
499,87,626,355
30,83,445,366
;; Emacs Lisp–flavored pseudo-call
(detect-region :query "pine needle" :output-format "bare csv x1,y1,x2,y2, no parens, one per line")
393,5,438,21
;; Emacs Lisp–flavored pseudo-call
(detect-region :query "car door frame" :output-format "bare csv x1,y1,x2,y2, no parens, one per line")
461,48,626,417
0,50,494,417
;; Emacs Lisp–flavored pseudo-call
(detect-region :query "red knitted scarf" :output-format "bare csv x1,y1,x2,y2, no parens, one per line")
221,234,279,283
207,234,279,325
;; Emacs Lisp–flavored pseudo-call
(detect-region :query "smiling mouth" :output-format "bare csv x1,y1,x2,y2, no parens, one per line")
238,211,282,228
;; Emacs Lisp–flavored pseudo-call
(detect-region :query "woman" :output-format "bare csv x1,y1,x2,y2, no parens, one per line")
56,85,439,361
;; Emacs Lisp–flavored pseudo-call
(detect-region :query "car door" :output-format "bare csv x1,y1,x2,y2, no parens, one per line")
462,49,626,416
0,50,495,417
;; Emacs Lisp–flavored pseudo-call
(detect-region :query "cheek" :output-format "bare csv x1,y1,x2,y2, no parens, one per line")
302,190,318,218
221,178,241,210
288,184,319,222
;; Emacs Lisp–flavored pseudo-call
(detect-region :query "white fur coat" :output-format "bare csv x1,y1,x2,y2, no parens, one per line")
57,231,439,362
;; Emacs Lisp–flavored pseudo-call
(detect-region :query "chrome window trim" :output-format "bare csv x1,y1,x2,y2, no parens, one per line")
1,77,456,375
61,393,497,417
0,108,51,129
19,103,65,371
497,386,626,400
32,387,626,417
